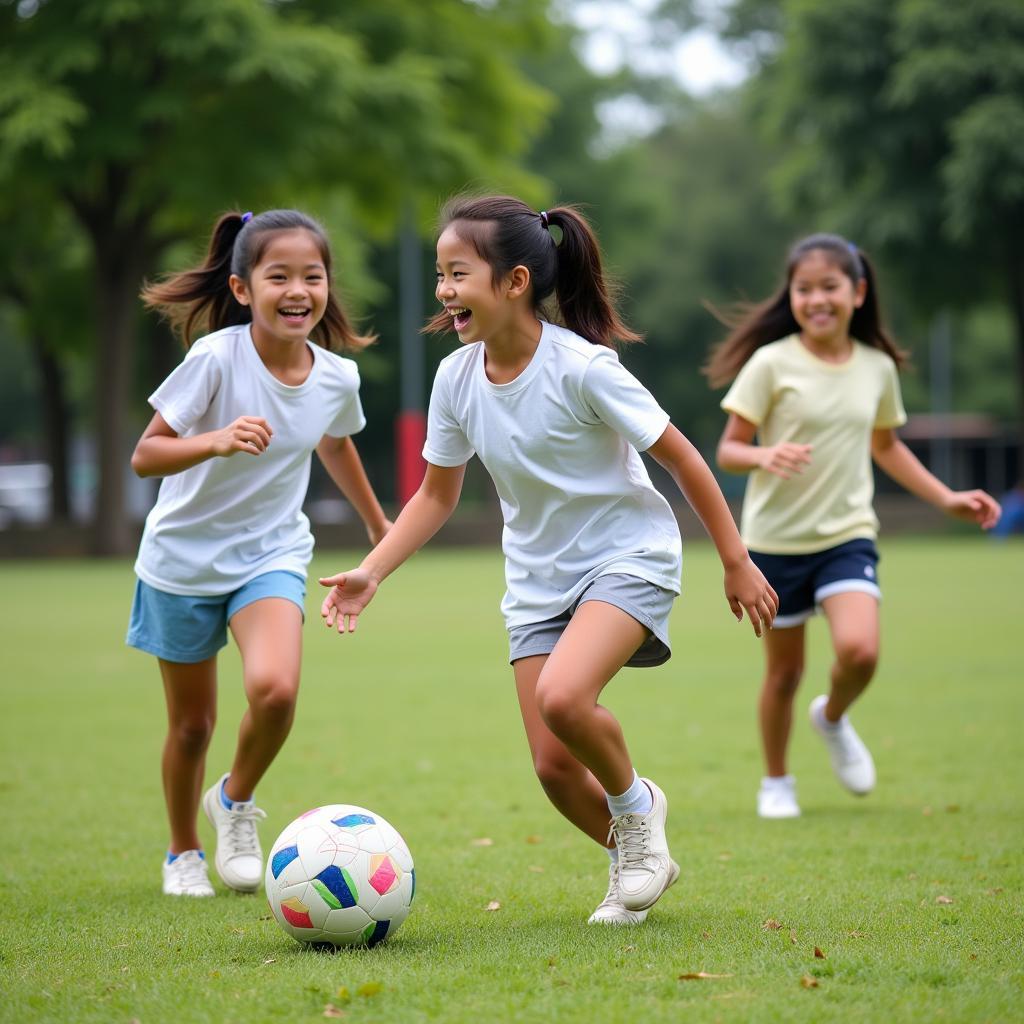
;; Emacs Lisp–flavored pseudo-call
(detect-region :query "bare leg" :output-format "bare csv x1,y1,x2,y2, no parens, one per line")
820,591,879,721
159,657,217,853
224,598,303,801
514,655,613,846
758,625,806,777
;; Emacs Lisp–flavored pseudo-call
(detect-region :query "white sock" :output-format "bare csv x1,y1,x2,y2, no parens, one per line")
813,702,841,731
761,774,795,788
606,772,653,817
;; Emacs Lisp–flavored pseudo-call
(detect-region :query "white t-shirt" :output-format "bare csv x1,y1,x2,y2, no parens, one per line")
134,324,366,595
423,321,681,628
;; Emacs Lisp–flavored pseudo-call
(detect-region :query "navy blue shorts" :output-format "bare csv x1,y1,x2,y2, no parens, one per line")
749,539,881,629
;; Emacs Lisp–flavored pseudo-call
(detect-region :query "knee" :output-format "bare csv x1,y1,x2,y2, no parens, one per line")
764,663,803,698
835,641,878,680
535,682,586,739
247,674,299,723
532,749,581,796
169,716,215,757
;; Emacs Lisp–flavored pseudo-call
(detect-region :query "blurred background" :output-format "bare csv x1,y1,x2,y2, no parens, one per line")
1,0,1021,556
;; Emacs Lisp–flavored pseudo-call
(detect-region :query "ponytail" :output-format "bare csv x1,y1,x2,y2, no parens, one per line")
141,209,374,352
703,232,905,388
425,193,639,348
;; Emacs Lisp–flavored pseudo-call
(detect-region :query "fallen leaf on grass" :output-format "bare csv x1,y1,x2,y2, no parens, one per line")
471,837,494,847
814,947,826,959
678,972,733,981
848,931,867,938
789,930,797,945
935,895,954,905
323,1005,346,1018
525,835,542,844
762,919,783,930
357,982,382,998
701,931,712,940
945,805,960,813
800,975,818,989
262,958,276,965
335,987,351,1002
485,900,501,911
922,806,933,816
528,865,544,873
986,888,1004,896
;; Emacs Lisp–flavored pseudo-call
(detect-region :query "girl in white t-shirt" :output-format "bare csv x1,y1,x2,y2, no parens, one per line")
706,233,1001,819
129,209,390,898
319,194,777,925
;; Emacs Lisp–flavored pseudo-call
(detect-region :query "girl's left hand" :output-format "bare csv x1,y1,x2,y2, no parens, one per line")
943,490,1002,530
367,518,394,547
724,557,779,638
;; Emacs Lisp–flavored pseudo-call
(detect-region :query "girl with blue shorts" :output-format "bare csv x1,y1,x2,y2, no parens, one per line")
707,233,1001,818
128,210,390,896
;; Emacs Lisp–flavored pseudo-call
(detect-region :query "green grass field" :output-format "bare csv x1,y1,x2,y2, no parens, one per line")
1,537,1021,1023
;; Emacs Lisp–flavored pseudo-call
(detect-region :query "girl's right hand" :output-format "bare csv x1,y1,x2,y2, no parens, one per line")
318,569,378,634
211,416,273,457
758,442,813,479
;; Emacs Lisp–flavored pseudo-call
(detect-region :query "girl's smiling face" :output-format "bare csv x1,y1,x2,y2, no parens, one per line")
434,223,507,344
788,249,866,350
230,228,329,349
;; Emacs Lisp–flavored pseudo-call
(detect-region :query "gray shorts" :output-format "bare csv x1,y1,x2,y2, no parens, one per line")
507,573,675,668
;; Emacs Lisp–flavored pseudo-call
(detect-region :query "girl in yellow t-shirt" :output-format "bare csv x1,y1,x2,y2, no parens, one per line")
705,233,1001,819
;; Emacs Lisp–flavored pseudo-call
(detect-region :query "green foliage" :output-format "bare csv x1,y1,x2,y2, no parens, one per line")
0,539,1021,1022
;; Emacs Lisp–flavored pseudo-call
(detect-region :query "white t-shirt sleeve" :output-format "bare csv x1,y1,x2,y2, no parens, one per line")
324,361,367,438
720,349,773,427
422,362,474,467
579,350,670,452
149,344,222,435
874,357,908,429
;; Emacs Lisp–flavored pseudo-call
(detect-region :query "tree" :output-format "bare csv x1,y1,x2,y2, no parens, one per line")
744,0,1024,450
0,0,553,552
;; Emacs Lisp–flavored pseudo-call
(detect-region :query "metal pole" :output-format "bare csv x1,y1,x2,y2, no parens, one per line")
929,310,953,486
396,204,426,505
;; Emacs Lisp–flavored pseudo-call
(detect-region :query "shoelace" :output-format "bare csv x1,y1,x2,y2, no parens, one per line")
223,806,267,856
175,854,209,890
607,814,651,870
596,864,621,909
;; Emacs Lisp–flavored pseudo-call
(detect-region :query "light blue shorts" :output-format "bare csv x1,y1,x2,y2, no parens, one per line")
126,571,306,664
507,573,676,668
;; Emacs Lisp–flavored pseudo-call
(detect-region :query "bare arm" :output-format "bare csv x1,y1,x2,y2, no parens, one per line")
716,413,813,480
871,428,1001,529
130,411,273,478
648,424,777,636
319,462,467,633
316,435,391,545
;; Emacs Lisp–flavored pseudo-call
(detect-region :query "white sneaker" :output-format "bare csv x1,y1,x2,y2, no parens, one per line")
809,695,876,795
162,850,215,897
588,862,649,925
757,775,801,818
608,778,680,912
202,773,267,892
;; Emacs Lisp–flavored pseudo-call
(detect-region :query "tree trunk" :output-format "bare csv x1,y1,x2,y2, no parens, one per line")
90,242,145,555
1009,247,1024,483
34,340,71,521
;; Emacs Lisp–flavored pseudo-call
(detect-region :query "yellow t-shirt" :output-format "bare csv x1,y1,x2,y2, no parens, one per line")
720,335,907,554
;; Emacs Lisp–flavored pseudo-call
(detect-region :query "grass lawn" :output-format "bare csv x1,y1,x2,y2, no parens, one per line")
0,536,1021,1023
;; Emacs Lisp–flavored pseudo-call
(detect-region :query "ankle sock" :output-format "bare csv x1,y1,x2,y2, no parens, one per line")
606,772,653,817
220,777,252,811
167,849,204,864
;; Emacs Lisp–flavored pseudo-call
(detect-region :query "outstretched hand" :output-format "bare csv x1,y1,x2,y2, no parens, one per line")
318,568,378,634
943,489,1002,531
724,557,779,638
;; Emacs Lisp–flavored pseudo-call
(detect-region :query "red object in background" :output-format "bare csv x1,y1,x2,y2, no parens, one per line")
396,410,427,506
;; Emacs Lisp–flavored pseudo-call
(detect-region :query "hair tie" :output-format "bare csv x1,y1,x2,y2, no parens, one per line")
241,211,253,224
539,210,550,229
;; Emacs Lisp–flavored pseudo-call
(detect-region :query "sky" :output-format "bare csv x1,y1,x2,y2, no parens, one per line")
568,0,748,96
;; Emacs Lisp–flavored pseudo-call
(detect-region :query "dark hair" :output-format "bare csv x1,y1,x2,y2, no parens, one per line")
141,209,374,351
703,232,906,388
424,193,640,348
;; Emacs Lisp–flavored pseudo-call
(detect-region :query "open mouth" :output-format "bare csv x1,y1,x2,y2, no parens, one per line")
448,306,472,331
279,307,310,322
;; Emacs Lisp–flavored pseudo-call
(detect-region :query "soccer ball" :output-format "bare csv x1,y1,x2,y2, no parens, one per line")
265,804,415,948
